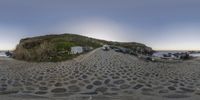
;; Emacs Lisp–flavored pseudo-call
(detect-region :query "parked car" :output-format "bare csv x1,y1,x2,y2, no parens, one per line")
102,45,110,51
5,51,13,57
114,48,122,52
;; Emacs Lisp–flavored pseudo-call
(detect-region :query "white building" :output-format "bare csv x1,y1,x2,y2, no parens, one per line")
0,51,7,57
71,46,83,54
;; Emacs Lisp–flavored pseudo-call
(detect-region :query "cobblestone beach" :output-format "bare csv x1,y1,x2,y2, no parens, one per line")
1,49,200,100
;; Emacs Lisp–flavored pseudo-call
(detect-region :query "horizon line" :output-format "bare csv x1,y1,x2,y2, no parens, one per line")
1,48,200,51
154,49,200,51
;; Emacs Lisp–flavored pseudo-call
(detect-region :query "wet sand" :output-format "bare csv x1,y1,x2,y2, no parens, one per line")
1,48,200,100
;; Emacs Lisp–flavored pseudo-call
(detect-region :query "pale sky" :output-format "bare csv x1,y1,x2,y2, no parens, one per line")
1,0,200,50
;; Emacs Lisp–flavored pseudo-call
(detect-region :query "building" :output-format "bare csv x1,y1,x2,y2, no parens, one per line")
71,46,83,54
0,51,7,57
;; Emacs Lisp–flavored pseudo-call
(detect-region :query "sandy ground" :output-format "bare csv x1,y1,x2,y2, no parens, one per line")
1,48,200,100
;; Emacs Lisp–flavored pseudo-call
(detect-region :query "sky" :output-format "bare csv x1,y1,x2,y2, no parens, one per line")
1,0,200,50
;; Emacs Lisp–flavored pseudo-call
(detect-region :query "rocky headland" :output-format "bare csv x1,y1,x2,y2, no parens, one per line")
13,33,153,62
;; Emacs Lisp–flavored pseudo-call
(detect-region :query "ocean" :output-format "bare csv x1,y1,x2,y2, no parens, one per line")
153,51,200,57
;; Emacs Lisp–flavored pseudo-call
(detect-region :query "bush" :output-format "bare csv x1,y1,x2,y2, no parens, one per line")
55,42,75,51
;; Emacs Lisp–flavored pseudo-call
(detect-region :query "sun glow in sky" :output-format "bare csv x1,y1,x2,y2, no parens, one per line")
1,0,200,50
60,17,142,42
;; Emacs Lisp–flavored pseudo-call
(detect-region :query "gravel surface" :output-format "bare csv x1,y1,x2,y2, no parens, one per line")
1,48,200,100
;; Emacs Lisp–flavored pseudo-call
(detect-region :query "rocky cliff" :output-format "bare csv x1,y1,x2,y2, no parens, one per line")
14,33,154,62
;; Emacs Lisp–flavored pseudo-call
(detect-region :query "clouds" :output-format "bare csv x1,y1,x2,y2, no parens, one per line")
0,0,200,50
1,17,200,50
57,17,200,50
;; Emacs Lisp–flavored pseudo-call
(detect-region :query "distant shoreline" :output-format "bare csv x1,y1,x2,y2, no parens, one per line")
155,50,200,52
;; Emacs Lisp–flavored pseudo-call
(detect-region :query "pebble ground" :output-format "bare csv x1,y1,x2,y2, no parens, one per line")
1,49,200,100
